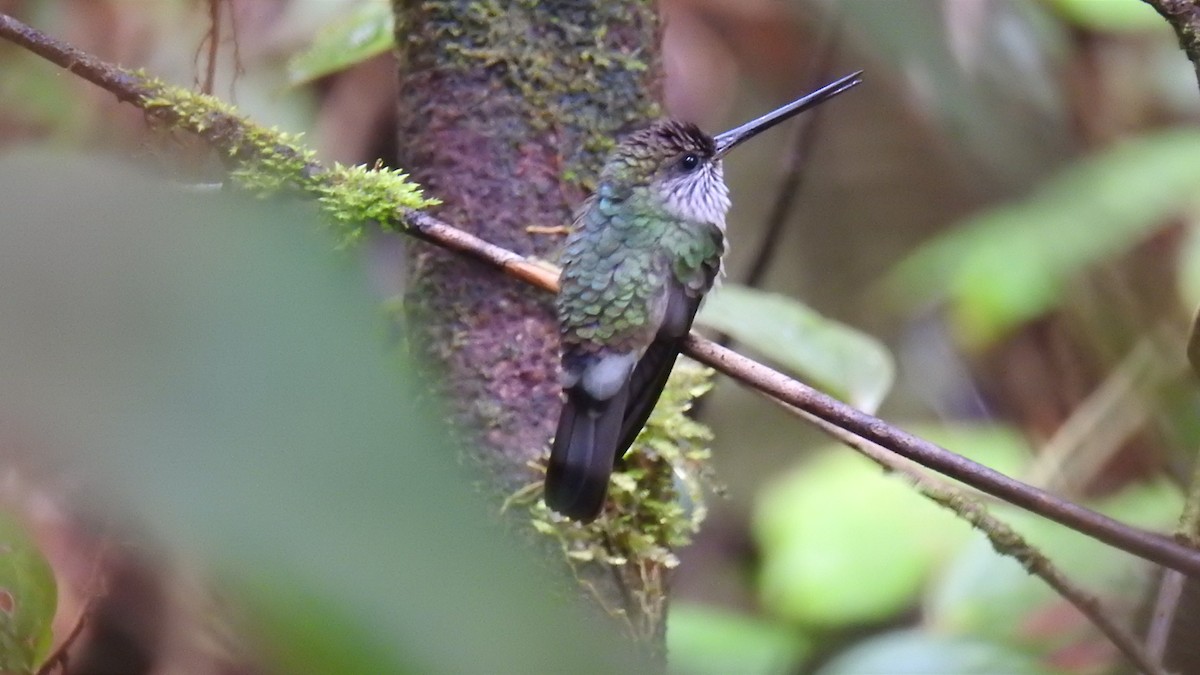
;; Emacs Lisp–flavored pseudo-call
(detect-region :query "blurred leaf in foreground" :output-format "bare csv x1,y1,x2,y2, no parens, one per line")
0,152,636,674
887,129,1200,347
697,284,894,412
0,510,56,674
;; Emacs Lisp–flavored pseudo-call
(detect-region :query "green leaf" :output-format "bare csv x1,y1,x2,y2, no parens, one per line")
753,452,968,626
667,604,809,675
1042,0,1165,32
0,52,84,134
815,630,1056,675
0,153,640,674
753,424,1033,628
887,130,1200,346
287,1,394,85
696,284,894,412
0,510,56,674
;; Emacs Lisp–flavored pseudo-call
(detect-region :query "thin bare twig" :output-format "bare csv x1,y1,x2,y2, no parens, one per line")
776,401,1165,675
3,12,1200,580
1026,339,1158,494
1147,568,1185,660
742,12,844,289
200,0,220,95
1146,352,1200,660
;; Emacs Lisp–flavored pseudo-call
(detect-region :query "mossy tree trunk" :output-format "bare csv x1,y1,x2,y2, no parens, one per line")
392,0,668,653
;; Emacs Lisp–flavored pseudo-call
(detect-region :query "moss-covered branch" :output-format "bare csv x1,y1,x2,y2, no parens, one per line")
0,11,436,243
1,13,435,236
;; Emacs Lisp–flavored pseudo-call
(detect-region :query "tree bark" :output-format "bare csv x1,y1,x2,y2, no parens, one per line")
391,0,666,653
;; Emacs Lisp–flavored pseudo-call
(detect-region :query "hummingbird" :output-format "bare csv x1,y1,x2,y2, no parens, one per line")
545,71,863,522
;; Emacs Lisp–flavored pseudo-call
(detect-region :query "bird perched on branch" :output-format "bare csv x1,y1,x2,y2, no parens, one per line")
545,71,863,521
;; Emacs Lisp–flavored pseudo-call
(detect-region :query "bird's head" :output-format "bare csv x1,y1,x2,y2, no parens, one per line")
598,70,864,229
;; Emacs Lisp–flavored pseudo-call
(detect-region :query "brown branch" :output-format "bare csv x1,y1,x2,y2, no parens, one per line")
1142,0,1200,87
0,12,320,178
199,0,220,95
689,337,1200,576
4,12,1200,582
777,401,1165,675
1147,568,1185,660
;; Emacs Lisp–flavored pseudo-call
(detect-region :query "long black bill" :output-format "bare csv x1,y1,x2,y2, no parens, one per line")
713,70,863,158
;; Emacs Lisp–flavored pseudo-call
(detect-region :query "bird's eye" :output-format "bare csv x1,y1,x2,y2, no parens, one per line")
678,153,700,172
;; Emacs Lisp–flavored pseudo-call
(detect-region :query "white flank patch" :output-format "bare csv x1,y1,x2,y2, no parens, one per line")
582,351,639,400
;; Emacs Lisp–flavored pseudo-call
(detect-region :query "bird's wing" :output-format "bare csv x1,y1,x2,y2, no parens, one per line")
548,278,686,521
615,221,723,457
614,282,701,456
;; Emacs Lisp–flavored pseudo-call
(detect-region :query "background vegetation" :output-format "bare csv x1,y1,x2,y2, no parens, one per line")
2,0,1200,672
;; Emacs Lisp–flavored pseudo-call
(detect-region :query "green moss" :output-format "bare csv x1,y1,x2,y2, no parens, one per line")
519,360,716,635
315,162,440,246
137,78,437,245
399,0,659,191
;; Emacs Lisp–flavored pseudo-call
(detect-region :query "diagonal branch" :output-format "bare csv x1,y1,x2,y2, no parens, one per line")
689,338,1200,576
1142,0,1200,87
3,12,1200,581
777,401,1165,675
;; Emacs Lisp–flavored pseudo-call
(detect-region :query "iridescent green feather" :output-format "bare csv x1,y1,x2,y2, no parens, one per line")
557,184,721,356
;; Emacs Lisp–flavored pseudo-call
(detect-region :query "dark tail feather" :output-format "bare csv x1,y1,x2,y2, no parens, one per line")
545,385,629,522
616,340,682,456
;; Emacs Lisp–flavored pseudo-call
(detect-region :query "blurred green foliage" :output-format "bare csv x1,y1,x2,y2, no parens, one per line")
0,153,639,673
814,630,1056,675
756,449,968,626
0,511,56,673
0,52,82,135
667,603,810,675
1177,221,1200,312
927,480,1181,649
668,423,1180,674
1042,0,1165,32
287,0,394,85
751,425,1030,627
698,284,895,412
888,130,1200,346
